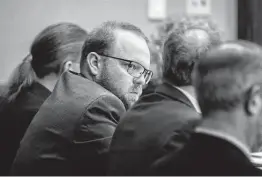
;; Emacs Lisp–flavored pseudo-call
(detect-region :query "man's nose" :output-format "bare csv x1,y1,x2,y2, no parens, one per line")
133,74,146,85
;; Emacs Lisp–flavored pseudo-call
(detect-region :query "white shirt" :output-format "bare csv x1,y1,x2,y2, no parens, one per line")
175,86,201,113
196,127,251,160
251,152,262,169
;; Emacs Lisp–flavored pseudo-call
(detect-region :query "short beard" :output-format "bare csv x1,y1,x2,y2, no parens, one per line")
95,66,130,110
98,77,130,110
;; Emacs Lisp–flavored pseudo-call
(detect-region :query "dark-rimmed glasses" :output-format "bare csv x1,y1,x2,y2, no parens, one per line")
98,54,153,84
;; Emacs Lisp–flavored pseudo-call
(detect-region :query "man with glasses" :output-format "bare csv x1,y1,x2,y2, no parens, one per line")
11,21,151,175
108,16,222,175
95,54,153,108
98,54,152,83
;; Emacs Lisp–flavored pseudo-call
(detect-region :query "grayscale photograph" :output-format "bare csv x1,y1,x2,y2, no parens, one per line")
0,0,262,175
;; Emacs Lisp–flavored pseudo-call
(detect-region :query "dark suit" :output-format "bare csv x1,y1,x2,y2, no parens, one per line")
0,83,6,105
153,132,262,175
108,82,200,175
0,82,51,175
11,71,126,176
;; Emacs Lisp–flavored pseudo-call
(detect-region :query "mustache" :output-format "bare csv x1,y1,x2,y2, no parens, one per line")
129,85,143,95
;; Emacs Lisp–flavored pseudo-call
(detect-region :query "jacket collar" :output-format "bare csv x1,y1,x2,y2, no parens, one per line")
27,82,51,100
155,82,195,109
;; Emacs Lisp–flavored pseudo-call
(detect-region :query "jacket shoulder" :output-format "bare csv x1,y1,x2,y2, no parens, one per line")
74,94,126,143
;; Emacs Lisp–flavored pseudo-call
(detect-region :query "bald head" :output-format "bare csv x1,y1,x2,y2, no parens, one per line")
193,40,262,116
184,29,210,48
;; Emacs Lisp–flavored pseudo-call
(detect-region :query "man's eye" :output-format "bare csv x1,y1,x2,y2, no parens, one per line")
127,63,136,70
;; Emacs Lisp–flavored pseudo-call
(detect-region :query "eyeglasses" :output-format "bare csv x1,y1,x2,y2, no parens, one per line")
98,54,153,84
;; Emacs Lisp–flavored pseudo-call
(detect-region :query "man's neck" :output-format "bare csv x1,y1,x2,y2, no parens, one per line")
173,84,201,113
163,80,196,97
80,70,95,81
178,85,196,98
36,74,58,92
197,110,251,155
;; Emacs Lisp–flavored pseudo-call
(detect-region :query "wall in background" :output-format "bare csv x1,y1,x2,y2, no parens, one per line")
0,0,237,82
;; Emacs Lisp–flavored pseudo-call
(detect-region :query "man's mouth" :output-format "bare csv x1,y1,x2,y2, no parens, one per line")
130,91,140,95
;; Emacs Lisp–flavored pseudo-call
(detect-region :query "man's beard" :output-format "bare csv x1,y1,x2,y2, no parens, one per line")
96,64,142,109
100,81,131,109
95,70,128,109
97,78,141,110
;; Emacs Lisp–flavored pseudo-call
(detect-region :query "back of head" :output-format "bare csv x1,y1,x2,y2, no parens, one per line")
193,40,262,116
3,22,88,102
162,16,222,86
31,22,88,78
80,21,148,72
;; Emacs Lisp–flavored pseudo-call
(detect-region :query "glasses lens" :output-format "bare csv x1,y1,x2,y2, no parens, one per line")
127,61,153,84
128,62,144,77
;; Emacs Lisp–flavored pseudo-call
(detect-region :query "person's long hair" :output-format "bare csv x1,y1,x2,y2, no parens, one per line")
1,23,88,103
1,54,35,102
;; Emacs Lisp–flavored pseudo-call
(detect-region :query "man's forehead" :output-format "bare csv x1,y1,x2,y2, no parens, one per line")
113,29,147,48
112,29,150,67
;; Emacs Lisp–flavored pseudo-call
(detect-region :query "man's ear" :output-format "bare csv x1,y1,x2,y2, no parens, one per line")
62,61,73,73
85,52,102,76
245,85,262,117
68,63,80,73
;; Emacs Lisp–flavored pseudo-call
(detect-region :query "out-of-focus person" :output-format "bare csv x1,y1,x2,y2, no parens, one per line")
153,40,262,175
0,22,87,175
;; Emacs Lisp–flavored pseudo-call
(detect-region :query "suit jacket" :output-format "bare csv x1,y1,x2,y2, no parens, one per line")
11,71,126,176
153,132,262,176
0,83,6,105
0,82,51,175
108,82,201,175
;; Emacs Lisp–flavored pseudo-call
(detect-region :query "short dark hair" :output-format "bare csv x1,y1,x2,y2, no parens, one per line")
31,22,88,78
162,16,222,86
80,21,148,71
193,40,262,116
